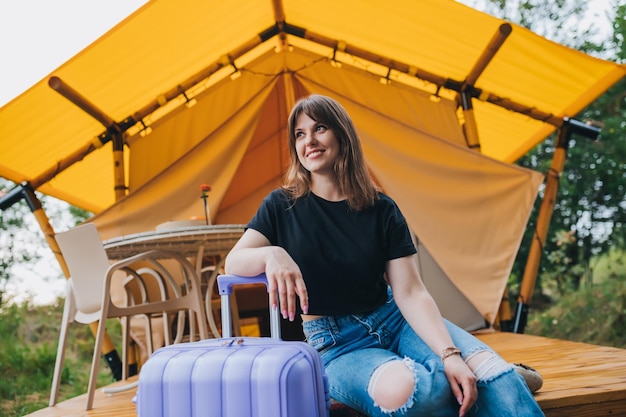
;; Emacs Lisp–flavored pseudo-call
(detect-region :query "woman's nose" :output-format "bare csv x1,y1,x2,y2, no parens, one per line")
305,132,317,144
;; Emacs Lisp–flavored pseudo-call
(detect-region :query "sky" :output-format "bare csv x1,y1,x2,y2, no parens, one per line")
0,0,615,304
0,0,148,107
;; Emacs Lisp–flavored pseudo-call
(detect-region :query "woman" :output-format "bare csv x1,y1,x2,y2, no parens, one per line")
225,94,544,417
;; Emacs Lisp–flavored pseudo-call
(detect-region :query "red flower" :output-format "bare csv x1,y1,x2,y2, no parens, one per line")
200,184,212,225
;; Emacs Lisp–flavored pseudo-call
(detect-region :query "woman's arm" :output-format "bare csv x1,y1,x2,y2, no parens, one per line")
387,255,477,415
225,229,308,319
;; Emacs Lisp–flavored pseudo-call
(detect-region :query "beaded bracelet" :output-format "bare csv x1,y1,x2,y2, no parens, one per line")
441,346,462,362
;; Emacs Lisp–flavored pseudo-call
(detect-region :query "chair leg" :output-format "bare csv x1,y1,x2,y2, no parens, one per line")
145,316,154,354
172,311,186,344
188,308,197,341
121,316,129,381
202,262,225,338
86,317,107,410
49,287,75,406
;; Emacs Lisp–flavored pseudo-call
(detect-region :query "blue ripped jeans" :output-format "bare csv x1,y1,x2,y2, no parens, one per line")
302,288,544,417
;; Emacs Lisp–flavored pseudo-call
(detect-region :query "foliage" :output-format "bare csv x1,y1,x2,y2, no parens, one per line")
0,298,120,417
0,179,44,307
474,0,597,51
611,1,626,61
0,178,91,307
526,268,626,348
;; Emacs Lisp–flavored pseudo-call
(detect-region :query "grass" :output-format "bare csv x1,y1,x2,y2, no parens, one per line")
525,275,626,348
524,249,626,349
0,298,120,417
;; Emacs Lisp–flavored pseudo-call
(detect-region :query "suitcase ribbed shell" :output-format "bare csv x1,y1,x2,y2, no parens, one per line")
137,337,329,417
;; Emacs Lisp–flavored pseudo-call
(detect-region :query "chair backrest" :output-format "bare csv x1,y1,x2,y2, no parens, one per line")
55,223,111,323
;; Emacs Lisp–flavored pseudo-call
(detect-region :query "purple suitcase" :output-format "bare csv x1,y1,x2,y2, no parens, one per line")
136,273,330,417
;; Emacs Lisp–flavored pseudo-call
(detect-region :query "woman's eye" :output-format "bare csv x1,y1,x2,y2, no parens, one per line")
295,131,304,138
316,125,327,132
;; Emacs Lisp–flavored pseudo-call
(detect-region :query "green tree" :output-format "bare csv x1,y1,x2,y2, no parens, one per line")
461,0,626,298
471,0,593,49
0,178,91,306
0,179,44,306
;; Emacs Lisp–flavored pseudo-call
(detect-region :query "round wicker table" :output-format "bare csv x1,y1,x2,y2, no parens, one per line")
103,223,246,338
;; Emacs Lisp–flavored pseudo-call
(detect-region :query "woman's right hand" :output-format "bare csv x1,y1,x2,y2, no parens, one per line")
442,355,477,417
225,229,309,321
265,247,309,320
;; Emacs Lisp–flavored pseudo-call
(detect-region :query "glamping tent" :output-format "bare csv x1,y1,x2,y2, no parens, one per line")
1,0,625,332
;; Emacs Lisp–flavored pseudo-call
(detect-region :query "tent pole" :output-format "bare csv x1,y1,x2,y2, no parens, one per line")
49,77,117,127
283,23,564,129
48,77,132,377
513,129,568,333
271,0,288,50
459,92,481,151
47,76,129,199
112,132,127,200
99,22,565,138
514,119,600,333
1,183,70,278
52,22,561,163
30,135,107,191
497,286,514,332
464,24,512,87
458,24,512,151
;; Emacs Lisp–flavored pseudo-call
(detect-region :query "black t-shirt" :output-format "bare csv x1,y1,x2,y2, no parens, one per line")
247,189,417,316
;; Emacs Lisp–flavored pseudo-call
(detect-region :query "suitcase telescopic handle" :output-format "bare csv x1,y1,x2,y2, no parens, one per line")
217,273,281,339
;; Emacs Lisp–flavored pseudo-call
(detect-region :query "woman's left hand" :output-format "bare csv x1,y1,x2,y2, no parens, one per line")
443,355,477,417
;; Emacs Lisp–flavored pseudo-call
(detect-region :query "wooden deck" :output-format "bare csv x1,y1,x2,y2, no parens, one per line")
479,332,626,417
26,332,626,417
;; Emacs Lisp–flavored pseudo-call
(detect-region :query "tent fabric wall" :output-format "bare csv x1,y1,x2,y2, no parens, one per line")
92,76,278,239
91,48,542,326
417,241,487,331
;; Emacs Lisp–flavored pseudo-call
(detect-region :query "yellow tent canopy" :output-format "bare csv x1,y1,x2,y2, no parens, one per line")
1,0,624,329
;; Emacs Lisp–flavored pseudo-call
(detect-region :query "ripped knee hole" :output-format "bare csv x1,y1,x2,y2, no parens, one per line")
367,359,415,413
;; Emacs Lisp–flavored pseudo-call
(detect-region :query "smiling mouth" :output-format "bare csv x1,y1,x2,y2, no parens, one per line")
306,149,324,157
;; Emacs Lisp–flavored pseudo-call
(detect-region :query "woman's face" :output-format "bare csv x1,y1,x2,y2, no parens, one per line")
294,112,340,178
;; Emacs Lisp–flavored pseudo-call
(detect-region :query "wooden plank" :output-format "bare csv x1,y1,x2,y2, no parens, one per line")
477,332,626,416
24,333,626,417
536,399,626,417
26,378,138,417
